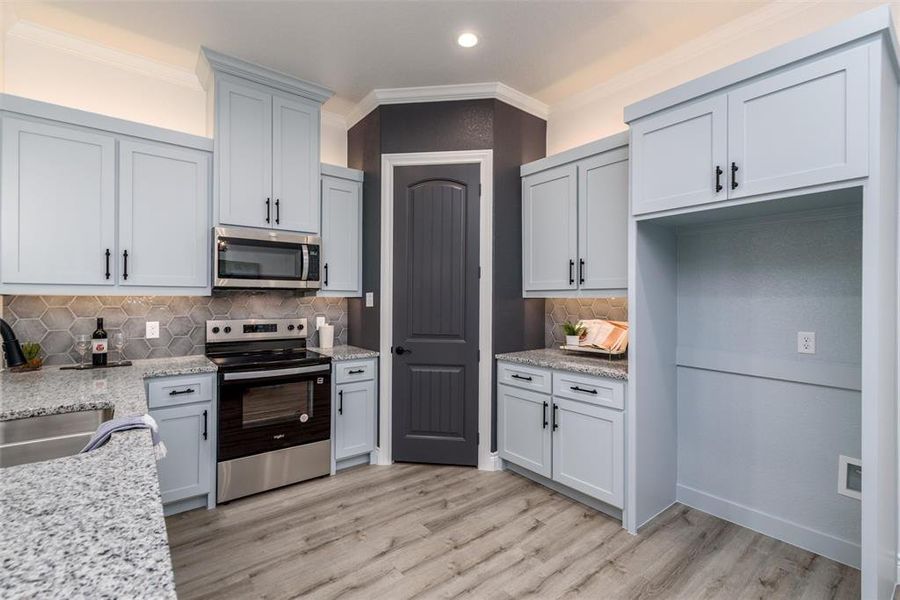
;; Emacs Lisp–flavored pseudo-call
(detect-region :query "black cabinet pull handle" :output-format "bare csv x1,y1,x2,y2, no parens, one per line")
338,390,343,415
731,162,739,190
579,259,585,285
202,409,208,440
122,250,129,281
568,259,575,285
715,165,723,193
104,249,111,280
348,369,365,375
552,404,559,431
543,401,548,429
266,198,271,223
324,263,329,287
275,198,280,225
570,385,598,395
511,374,533,382
395,346,411,355
169,388,195,396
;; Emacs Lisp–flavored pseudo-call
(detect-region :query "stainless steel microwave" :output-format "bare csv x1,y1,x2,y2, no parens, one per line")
213,226,321,290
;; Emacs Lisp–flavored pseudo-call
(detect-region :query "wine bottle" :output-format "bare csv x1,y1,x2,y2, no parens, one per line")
92,317,108,367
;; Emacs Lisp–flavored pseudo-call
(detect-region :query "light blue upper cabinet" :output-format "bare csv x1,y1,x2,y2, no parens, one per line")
1,117,116,286
216,78,273,229
118,140,211,289
273,95,321,233
198,48,333,235
320,165,363,297
521,132,628,298
630,43,869,216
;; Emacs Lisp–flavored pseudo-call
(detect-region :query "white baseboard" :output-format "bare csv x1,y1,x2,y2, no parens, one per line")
895,554,900,589
479,451,502,472
370,447,390,466
677,484,860,569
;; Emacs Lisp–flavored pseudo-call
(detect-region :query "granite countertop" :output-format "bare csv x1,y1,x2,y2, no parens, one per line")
495,348,628,380
0,355,217,600
310,345,379,361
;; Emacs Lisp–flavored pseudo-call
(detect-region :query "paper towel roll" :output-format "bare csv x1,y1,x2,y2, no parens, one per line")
319,324,334,349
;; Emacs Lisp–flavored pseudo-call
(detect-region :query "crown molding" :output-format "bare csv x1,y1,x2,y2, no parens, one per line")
6,20,201,90
551,1,818,116
197,46,333,104
346,81,549,128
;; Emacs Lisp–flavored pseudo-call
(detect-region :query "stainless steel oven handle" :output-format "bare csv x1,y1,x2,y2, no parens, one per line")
223,364,330,381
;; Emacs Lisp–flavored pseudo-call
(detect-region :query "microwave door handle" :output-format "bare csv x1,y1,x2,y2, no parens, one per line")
223,364,330,381
301,245,310,281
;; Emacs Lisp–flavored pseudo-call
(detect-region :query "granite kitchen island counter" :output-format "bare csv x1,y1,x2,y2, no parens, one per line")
0,356,216,600
495,348,628,380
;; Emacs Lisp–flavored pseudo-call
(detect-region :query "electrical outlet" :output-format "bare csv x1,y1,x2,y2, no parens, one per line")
365,292,374,308
316,316,326,331
146,321,160,339
798,331,816,354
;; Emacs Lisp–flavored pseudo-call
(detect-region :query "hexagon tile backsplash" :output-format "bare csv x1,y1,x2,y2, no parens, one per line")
0,292,348,366
545,297,628,348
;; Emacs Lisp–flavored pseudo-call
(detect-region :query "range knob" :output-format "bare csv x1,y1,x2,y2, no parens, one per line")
287,324,295,331
223,326,232,334
297,323,305,330
211,326,220,334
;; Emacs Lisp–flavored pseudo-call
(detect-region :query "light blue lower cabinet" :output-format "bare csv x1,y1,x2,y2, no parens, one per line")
497,361,625,512
147,372,217,516
332,358,377,471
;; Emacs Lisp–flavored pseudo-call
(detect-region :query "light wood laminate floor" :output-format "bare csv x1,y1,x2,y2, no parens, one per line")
166,464,859,599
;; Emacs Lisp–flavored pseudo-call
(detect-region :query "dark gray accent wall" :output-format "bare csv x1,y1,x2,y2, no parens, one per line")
346,100,547,451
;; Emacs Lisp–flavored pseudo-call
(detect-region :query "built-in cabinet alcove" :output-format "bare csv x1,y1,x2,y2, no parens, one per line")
633,187,864,567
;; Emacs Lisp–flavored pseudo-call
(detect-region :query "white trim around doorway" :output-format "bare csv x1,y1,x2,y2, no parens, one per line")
377,149,497,471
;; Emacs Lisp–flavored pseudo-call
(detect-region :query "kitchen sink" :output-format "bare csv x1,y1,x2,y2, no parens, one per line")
0,408,114,468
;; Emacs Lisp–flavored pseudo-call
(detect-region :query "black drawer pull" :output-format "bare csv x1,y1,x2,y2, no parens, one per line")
104,249,111,280
570,385,598,395
338,390,343,415
202,409,208,440
552,404,559,431
122,250,129,281
511,374,533,382
542,401,548,429
579,259,585,285
348,369,365,375
568,259,575,285
715,165,723,193
731,162,739,190
169,388,195,396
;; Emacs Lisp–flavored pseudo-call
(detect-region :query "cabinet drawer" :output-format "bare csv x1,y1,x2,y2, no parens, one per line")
552,372,624,410
497,361,552,394
334,359,376,384
147,373,215,409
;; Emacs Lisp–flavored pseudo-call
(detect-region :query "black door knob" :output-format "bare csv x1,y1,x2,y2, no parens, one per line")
395,346,411,355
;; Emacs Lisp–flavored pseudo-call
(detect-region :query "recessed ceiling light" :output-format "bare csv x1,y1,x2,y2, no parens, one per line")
457,32,478,48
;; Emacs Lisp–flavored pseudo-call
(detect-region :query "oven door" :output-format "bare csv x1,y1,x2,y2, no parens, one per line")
214,226,321,290
218,364,331,462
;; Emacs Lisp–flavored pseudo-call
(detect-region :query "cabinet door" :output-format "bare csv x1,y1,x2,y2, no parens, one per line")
498,384,552,478
217,78,272,228
522,164,578,292
335,380,376,460
551,398,623,507
727,44,868,199
320,175,362,295
153,403,211,504
273,95,321,233
631,96,727,215
577,150,628,291
119,140,210,288
1,118,116,285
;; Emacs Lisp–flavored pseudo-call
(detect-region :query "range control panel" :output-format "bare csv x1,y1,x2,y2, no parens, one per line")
206,318,307,343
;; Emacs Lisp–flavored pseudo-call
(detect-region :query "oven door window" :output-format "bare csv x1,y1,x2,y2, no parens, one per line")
242,381,312,428
217,237,305,281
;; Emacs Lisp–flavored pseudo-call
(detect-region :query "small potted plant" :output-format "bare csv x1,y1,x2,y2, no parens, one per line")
562,321,586,347
19,342,43,371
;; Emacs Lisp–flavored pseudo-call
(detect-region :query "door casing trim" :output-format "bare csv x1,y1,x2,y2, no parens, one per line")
378,149,495,470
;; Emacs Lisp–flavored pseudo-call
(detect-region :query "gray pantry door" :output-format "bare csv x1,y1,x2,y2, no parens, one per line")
392,163,480,467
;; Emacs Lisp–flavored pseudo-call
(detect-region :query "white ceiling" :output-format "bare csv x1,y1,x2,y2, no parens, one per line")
9,1,773,115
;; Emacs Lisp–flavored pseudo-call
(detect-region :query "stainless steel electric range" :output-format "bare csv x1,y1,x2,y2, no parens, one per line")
205,318,331,502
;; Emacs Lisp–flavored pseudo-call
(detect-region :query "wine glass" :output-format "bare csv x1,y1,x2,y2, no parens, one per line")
111,332,125,365
74,334,91,369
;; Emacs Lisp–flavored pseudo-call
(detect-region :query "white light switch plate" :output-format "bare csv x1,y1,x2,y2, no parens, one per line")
316,316,326,330
366,292,374,308
146,321,160,339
